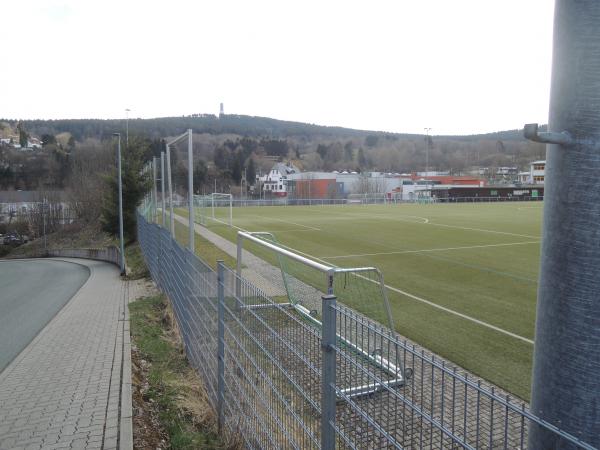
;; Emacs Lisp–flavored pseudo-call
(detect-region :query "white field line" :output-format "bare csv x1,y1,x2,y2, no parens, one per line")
360,275,534,345
428,222,539,239
323,240,541,259
252,215,321,231
177,211,535,345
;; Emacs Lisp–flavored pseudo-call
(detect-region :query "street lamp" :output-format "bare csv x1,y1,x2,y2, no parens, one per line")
113,133,125,275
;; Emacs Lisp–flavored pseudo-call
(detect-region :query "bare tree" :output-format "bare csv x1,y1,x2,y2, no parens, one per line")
67,142,112,223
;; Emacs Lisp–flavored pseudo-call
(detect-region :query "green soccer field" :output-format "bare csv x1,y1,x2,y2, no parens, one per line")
180,201,544,400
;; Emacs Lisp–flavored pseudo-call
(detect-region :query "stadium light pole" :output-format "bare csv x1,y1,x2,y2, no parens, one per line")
112,133,125,275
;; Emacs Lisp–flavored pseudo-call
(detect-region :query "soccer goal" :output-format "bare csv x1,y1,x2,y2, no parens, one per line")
194,193,232,227
235,230,407,399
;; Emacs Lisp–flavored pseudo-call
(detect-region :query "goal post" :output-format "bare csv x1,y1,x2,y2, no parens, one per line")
193,193,232,227
235,230,406,398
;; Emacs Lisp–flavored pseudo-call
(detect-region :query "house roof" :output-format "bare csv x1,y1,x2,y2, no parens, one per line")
272,162,300,175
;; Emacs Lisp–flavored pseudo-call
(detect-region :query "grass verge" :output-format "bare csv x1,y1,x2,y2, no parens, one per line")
125,242,149,280
172,218,237,270
130,294,238,449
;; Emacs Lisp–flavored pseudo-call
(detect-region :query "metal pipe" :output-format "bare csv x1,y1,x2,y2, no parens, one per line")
166,143,175,236
152,157,158,222
339,377,404,400
528,2,600,448
238,231,332,272
160,152,166,227
167,131,189,146
113,133,125,275
187,129,194,252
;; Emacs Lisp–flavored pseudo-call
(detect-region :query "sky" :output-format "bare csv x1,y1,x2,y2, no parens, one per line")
0,0,554,135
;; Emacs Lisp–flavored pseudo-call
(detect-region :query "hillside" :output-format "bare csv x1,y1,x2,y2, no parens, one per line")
1,114,531,143
0,115,546,193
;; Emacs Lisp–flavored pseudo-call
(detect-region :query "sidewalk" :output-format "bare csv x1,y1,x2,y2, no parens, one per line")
0,259,134,450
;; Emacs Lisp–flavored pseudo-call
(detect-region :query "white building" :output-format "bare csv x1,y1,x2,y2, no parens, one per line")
530,160,546,184
258,162,300,196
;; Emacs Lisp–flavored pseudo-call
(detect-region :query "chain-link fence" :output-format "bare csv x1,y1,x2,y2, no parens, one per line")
137,212,595,449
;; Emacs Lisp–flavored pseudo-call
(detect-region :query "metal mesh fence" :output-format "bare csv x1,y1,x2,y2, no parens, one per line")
203,196,545,208
137,212,595,450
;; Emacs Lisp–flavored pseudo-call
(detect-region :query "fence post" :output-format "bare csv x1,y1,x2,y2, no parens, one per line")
235,234,243,298
321,294,337,450
217,260,225,432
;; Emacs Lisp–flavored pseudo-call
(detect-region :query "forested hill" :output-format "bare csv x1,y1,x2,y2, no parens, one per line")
1,114,531,142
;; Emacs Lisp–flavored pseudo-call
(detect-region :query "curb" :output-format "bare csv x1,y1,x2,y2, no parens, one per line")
119,287,133,450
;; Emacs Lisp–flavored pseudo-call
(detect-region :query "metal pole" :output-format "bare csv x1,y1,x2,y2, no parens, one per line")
152,157,158,222
160,152,166,228
528,2,600,448
115,134,125,275
125,108,130,146
236,234,243,297
229,193,232,227
166,143,175,236
217,260,225,432
187,129,194,252
321,294,337,450
42,199,47,252
424,127,430,176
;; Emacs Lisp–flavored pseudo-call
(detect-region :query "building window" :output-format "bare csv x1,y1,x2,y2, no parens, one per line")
534,176,545,183
279,185,283,190
491,190,498,196
533,164,545,171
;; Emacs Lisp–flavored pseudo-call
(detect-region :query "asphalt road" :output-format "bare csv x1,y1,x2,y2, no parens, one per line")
0,259,90,372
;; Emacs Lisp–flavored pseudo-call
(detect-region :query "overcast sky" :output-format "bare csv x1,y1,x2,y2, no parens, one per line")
1,0,554,135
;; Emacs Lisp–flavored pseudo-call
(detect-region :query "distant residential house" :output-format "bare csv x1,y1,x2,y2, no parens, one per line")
259,162,300,197
27,138,42,149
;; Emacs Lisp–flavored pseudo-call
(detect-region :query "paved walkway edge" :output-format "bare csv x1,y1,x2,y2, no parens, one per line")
119,283,133,450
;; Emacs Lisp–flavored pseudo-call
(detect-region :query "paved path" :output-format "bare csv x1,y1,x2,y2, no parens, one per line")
0,260,90,372
0,259,132,450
